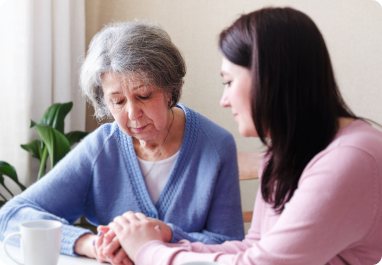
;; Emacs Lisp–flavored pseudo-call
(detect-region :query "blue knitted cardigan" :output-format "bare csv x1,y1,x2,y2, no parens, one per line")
0,104,244,256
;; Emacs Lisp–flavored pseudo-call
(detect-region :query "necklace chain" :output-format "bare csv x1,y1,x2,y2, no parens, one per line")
143,108,175,178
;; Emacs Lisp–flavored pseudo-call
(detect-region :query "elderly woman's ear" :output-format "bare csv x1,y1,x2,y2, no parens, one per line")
166,93,172,108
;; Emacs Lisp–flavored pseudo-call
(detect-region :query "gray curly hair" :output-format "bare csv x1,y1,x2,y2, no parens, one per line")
80,21,186,119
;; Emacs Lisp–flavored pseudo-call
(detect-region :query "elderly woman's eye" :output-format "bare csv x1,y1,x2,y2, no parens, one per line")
112,99,125,105
139,93,152,100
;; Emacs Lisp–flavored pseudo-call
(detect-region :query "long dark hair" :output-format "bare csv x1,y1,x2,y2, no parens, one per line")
219,7,357,213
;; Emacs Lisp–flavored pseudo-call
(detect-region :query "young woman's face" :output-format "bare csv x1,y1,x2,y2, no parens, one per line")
220,57,258,137
102,72,171,141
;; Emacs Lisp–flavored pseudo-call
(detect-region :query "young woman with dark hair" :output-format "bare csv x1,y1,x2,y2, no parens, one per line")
99,7,382,265
219,7,358,214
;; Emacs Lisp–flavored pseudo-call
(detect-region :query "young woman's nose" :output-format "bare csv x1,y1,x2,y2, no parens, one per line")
220,88,231,108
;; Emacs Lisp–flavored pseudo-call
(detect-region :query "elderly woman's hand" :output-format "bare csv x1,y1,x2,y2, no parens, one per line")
107,212,164,262
90,226,108,263
97,225,132,265
74,234,98,259
73,232,115,263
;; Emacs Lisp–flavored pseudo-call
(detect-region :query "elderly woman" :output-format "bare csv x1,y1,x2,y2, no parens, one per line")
0,21,244,263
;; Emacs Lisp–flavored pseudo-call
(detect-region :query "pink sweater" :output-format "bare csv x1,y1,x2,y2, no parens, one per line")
136,120,382,265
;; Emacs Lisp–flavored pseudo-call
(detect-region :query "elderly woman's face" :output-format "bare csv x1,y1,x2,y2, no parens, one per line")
102,72,170,141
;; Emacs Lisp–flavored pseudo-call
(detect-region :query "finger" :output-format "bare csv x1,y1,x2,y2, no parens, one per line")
108,259,118,265
113,215,130,227
102,227,117,258
95,248,107,263
94,252,107,263
95,254,108,264
103,237,121,258
93,233,106,262
103,227,116,245
95,245,107,261
91,239,98,260
97,225,110,233
109,222,126,239
122,256,134,265
112,247,128,264
95,230,105,249
110,260,123,265
95,245,108,263
94,230,107,260
135,212,149,221
106,254,116,265
122,211,139,223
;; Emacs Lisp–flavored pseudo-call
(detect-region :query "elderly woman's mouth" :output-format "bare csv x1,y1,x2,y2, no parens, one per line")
130,125,148,133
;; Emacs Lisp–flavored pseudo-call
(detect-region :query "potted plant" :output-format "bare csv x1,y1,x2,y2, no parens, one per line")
0,101,88,205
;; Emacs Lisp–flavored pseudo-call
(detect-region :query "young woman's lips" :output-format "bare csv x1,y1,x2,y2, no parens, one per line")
131,125,148,133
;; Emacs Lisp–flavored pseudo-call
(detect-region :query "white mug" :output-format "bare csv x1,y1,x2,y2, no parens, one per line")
3,220,62,265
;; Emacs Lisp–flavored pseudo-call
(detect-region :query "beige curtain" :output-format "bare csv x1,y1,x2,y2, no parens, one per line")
0,0,85,194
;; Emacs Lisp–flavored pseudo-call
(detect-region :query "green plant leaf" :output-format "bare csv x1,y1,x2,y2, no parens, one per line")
21,140,43,160
40,102,73,133
37,146,48,180
34,125,71,167
0,174,13,197
65,131,89,147
0,161,17,179
0,161,26,191
30,120,37,128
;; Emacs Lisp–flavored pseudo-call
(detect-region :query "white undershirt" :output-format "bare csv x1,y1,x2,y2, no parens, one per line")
137,151,179,205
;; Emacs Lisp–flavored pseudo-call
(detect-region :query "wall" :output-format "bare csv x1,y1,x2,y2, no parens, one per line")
84,0,382,232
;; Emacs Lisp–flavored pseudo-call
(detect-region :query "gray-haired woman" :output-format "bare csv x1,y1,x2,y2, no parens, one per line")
0,21,244,264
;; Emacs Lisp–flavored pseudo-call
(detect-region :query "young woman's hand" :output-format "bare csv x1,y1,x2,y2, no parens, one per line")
109,211,164,262
146,217,173,242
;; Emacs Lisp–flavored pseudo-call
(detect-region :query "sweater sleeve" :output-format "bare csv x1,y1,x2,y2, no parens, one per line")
0,131,100,256
136,146,380,265
168,133,244,244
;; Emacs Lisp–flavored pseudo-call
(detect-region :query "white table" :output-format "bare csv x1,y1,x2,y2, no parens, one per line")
0,243,100,265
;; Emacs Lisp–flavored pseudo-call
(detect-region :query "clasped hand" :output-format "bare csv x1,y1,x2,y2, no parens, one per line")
92,212,171,264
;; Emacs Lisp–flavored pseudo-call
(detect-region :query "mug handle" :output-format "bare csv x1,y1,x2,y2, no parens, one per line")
3,232,23,265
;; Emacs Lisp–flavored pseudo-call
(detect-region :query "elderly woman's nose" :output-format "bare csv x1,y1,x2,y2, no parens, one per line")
127,101,142,120
220,89,230,108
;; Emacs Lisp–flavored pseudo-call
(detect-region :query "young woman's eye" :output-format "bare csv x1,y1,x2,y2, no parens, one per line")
223,81,232,87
